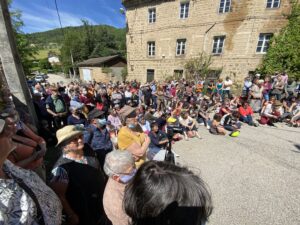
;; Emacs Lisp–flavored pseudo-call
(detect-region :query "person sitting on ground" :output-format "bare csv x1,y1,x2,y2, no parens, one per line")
147,122,169,160
238,101,256,126
220,111,242,135
103,150,135,225
123,161,213,225
138,116,151,134
260,98,280,126
179,111,201,140
50,125,109,225
197,104,211,129
144,105,156,123
280,96,300,122
0,119,62,225
209,113,226,135
219,100,231,116
118,106,150,167
84,109,113,168
67,106,87,126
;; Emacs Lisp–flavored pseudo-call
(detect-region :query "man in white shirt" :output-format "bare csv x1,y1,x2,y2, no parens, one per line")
222,76,233,100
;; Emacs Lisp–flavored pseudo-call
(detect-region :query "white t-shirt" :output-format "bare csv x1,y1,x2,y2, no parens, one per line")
124,91,132,98
224,80,233,91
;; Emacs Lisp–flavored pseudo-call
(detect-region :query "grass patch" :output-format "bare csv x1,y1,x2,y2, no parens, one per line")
33,48,60,60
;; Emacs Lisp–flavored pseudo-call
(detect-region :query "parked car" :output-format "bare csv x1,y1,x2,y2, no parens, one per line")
34,75,45,83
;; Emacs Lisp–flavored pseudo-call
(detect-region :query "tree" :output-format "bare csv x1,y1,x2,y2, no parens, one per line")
258,2,300,79
9,0,37,76
184,52,212,80
81,19,96,59
60,31,84,74
38,58,52,71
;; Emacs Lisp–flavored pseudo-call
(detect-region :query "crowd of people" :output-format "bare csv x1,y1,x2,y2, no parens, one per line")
0,71,299,225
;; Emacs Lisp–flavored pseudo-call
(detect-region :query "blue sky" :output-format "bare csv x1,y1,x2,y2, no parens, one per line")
11,0,126,33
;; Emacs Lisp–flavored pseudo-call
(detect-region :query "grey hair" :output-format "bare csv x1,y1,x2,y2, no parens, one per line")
103,150,135,177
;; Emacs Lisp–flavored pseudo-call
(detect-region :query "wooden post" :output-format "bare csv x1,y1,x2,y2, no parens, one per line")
0,0,38,125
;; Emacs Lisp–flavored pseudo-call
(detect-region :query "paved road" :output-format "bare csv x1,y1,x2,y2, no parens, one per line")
46,73,72,85
173,124,300,225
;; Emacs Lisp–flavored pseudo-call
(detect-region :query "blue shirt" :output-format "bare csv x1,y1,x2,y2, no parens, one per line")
84,125,113,151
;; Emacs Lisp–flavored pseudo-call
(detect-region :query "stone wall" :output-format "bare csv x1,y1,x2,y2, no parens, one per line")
79,67,124,83
124,0,292,84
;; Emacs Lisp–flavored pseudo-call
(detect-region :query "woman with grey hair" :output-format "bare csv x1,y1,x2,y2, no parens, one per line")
103,150,136,225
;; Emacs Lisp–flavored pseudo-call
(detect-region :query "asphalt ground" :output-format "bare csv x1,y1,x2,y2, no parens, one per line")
173,123,300,225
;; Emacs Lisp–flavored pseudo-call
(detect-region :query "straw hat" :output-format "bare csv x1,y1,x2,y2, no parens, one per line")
273,100,282,107
56,125,83,147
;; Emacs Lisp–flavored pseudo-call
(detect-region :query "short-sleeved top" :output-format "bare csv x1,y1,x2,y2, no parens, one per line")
118,127,145,150
51,153,99,184
224,80,233,90
0,160,62,225
117,127,146,167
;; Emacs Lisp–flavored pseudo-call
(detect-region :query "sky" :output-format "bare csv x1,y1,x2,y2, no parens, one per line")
11,0,126,33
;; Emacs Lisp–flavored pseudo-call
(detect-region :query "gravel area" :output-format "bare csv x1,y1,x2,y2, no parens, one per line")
173,123,300,225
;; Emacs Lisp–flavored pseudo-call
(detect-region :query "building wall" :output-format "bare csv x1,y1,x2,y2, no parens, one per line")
79,66,124,83
124,0,292,84
79,67,110,83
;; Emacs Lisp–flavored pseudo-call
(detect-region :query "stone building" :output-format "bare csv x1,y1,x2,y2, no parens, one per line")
78,55,127,83
122,0,293,83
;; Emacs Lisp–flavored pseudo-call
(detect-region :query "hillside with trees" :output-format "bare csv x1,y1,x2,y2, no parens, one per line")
25,23,126,75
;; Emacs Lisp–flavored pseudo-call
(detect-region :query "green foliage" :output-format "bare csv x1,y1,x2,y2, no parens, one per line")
258,2,300,79
38,58,52,71
58,22,126,73
121,67,128,81
9,2,37,76
184,52,212,80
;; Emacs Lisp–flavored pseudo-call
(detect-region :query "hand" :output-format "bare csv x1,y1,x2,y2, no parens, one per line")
33,149,46,160
39,142,47,152
144,136,151,145
68,214,80,225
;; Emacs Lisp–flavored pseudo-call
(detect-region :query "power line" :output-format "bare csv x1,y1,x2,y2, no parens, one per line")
54,0,64,37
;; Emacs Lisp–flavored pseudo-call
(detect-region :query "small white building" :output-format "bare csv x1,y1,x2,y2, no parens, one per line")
48,56,60,65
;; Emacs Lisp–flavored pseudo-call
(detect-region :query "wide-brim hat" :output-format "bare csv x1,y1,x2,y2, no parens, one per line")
118,105,136,121
88,108,104,120
56,125,83,147
273,100,282,107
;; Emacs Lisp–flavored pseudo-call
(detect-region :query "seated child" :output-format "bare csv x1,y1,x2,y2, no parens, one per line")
209,114,226,135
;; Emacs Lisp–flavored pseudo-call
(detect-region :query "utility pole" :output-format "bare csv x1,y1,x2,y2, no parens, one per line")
0,0,38,125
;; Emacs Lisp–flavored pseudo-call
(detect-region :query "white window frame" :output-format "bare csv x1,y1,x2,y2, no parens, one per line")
266,0,280,8
180,2,190,19
176,39,186,56
148,8,156,23
212,36,225,55
256,33,273,54
219,0,231,13
148,41,155,56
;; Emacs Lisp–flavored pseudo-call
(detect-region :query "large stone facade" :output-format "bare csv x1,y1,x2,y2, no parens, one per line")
123,0,292,84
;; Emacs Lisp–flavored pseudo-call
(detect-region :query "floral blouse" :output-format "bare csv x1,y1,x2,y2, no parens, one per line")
0,160,62,225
